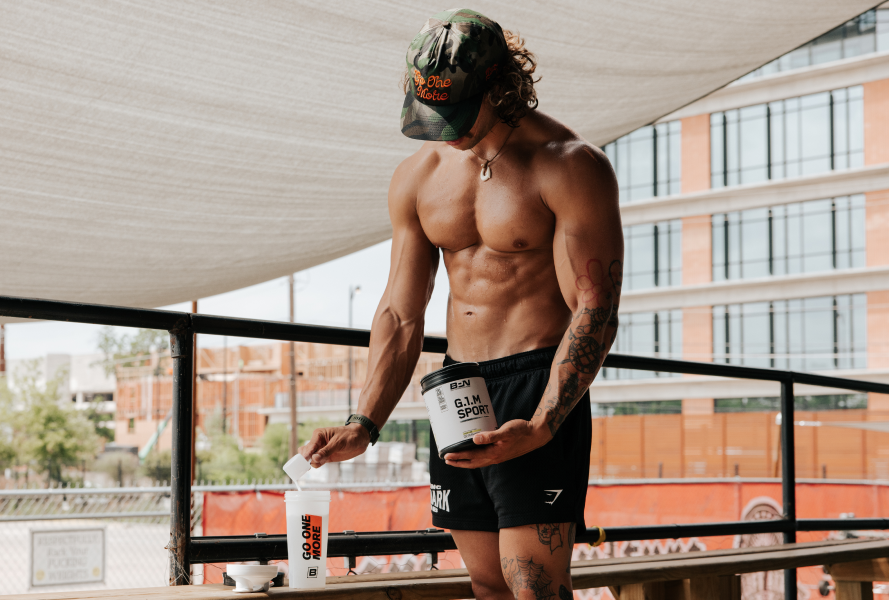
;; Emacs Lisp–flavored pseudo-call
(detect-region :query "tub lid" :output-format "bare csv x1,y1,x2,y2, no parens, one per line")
420,362,482,393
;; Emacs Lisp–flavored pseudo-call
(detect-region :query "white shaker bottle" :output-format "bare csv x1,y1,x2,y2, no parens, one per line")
285,490,330,588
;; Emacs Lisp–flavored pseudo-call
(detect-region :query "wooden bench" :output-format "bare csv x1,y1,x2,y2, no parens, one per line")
827,555,889,600
8,539,889,600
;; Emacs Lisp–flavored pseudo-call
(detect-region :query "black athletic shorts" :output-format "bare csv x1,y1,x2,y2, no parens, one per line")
429,346,591,532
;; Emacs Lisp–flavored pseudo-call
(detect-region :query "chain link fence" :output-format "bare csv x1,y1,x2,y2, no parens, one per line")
2,479,850,597
0,477,439,595
0,482,202,595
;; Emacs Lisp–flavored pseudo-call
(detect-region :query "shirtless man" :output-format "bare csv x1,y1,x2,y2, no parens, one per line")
301,9,623,600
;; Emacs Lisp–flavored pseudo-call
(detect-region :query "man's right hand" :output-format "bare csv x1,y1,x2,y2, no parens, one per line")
299,423,371,468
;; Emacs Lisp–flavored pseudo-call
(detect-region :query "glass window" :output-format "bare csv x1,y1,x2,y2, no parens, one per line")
604,121,681,204
591,400,682,416
713,294,867,371
711,86,863,188
623,220,682,291
738,105,769,184
601,309,682,380
739,9,886,80
712,195,865,281
715,394,867,412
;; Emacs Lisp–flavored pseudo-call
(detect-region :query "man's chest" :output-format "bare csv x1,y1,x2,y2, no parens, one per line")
416,157,555,253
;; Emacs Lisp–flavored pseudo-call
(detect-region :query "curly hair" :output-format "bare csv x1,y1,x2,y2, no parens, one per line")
487,29,539,127
401,29,539,128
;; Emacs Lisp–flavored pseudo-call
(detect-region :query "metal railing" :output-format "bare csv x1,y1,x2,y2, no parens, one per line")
4,294,889,598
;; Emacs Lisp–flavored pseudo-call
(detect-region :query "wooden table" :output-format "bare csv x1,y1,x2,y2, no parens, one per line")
6,539,889,600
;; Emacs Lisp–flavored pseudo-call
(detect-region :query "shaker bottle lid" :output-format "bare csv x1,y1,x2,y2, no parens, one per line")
285,490,331,501
283,453,311,483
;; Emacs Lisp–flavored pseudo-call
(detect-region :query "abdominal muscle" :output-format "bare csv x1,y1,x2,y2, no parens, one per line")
441,244,572,363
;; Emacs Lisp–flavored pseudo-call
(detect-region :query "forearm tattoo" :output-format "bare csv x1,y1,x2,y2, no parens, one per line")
541,371,581,436
539,260,622,437
501,556,556,600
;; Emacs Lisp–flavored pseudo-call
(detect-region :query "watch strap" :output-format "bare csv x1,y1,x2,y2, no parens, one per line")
345,414,380,445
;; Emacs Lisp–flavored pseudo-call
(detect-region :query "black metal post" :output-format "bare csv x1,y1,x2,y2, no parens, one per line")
169,323,194,586
781,377,797,599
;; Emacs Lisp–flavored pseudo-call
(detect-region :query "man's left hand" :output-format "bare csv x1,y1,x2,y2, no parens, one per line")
443,419,551,468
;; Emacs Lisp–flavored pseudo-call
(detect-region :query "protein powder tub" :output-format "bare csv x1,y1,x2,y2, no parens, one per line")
420,362,498,458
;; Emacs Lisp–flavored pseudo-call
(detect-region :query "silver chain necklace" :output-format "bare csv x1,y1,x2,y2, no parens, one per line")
470,127,514,182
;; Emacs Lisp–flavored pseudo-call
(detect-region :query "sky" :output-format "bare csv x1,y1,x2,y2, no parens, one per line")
4,240,451,360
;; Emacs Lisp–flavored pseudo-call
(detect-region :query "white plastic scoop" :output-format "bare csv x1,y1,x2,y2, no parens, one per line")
283,453,311,488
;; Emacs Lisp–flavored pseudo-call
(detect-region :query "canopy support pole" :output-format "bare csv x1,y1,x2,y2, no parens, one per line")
169,324,194,585
781,378,798,599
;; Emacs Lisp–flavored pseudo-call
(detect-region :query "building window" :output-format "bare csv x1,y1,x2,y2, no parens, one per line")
591,400,682,416
710,86,863,188
603,121,681,204
740,8,889,81
713,294,867,371
714,394,867,412
601,310,682,380
624,220,682,291
712,195,865,281
128,418,135,434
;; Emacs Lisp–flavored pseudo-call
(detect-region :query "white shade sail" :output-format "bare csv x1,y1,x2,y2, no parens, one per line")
0,1,877,323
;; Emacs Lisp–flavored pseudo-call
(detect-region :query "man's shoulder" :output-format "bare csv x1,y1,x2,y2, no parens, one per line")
389,142,440,210
524,111,617,212
524,111,609,174
393,142,442,185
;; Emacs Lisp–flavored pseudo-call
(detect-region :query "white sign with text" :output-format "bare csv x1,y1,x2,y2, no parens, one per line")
31,528,105,588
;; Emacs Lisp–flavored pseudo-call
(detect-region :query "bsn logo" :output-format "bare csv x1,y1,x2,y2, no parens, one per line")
449,379,471,390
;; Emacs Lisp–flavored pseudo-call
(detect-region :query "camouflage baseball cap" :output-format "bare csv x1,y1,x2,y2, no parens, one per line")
400,8,507,142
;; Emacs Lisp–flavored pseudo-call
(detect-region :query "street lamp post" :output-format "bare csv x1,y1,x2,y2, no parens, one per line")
348,285,361,416
288,274,299,458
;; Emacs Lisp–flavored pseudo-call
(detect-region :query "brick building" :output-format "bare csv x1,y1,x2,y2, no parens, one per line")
113,341,443,452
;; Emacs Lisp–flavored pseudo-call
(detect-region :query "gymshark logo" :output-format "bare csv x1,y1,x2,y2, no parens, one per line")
430,485,450,512
544,490,562,505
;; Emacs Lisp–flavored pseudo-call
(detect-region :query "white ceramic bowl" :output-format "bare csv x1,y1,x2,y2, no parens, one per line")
226,564,280,593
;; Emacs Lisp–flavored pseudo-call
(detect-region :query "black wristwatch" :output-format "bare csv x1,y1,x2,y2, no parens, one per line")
345,414,380,445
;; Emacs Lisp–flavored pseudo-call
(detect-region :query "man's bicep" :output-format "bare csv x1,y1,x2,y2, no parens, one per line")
383,169,439,318
385,221,439,316
547,147,623,313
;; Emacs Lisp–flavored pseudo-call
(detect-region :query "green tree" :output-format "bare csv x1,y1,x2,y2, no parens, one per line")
14,360,101,484
96,326,169,376
262,418,340,470
93,451,139,486
139,448,172,483
83,398,116,443
198,411,276,483
262,423,290,470
0,375,17,470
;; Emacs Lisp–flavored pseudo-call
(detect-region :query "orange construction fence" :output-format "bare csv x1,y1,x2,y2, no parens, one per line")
201,480,889,596
590,410,889,480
